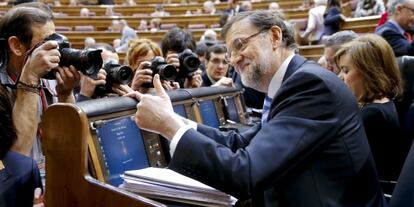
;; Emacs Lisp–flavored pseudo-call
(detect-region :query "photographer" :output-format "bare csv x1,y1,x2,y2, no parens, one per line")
160,27,203,88
0,5,80,157
127,38,179,94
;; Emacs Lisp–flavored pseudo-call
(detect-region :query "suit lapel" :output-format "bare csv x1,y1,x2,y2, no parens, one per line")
282,55,308,83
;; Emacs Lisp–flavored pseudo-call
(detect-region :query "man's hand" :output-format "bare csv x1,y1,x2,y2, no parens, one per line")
184,69,202,88
20,41,60,84
79,69,107,98
131,61,153,93
33,188,44,207
55,65,81,102
126,74,185,140
165,53,180,68
212,77,235,87
112,84,134,96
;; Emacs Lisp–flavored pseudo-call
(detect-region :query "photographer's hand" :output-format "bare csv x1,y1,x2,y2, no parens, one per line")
131,61,153,94
112,84,134,96
184,69,202,88
79,69,107,98
126,74,185,140
55,65,81,103
166,53,180,69
212,77,235,87
22,40,60,82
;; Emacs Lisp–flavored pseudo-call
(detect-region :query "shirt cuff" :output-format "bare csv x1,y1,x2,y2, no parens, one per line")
169,125,192,156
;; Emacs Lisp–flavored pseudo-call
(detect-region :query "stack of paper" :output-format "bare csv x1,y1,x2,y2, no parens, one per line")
120,167,236,206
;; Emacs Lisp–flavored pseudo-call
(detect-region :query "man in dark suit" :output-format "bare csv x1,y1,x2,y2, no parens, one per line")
130,10,386,206
375,0,414,56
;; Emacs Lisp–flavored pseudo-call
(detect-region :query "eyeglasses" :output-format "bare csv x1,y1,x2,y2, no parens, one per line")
227,29,268,59
209,58,229,65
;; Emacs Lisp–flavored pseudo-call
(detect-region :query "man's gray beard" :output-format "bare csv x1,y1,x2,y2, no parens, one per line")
241,62,266,91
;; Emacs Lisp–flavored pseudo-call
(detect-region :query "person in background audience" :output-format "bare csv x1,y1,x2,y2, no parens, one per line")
0,0,8,5
116,20,138,52
151,4,170,17
323,0,345,36
79,7,89,17
109,20,122,32
224,0,245,17
321,30,358,74
354,0,385,17
200,29,218,46
137,19,148,31
113,38,121,49
69,0,77,6
149,18,161,32
128,10,386,206
127,38,179,94
202,0,217,15
195,42,208,71
122,0,136,6
202,44,234,87
160,27,203,88
301,0,327,44
375,0,414,56
104,6,114,16
84,37,96,48
334,34,408,195
268,2,280,13
241,1,253,11
98,0,114,5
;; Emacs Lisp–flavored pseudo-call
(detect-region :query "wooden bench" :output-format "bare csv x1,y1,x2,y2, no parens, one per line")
0,1,303,16
341,15,380,33
54,15,221,31
61,28,220,49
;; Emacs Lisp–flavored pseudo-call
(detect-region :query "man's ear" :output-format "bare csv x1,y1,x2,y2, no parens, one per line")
270,25,282,50
8,36,26,57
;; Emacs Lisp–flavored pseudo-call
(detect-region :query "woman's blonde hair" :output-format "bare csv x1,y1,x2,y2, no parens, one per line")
334,34,402,105
127,38,162,70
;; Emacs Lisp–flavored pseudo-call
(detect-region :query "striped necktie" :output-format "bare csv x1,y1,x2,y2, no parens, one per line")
261,96,273,127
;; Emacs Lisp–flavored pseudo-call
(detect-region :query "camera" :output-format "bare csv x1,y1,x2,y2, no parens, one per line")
42,33,103,79
95,60,133,96
142,56,177,88
177,49,201,78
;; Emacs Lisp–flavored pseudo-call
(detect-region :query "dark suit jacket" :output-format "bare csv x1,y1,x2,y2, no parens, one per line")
169,55,386,206
0,151,42,207
201,72,213,87
323,7,342,35
376,21,414,57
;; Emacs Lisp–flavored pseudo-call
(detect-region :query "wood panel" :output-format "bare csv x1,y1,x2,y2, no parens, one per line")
340,15,380,33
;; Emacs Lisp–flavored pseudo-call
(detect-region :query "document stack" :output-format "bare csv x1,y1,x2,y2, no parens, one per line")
120,167,236,206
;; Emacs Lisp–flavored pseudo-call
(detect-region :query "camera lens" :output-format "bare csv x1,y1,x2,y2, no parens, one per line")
117,66,133,84
184,56,200,71
158,64,177,81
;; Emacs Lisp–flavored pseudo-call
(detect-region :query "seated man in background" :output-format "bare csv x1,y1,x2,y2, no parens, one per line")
376,0,414,56
201,44,234,87
321,30,358,74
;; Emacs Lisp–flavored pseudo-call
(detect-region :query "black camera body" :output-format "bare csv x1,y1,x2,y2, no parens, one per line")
43,33,103,79
95,60,133,96
142,56,177,88
177,49,201,78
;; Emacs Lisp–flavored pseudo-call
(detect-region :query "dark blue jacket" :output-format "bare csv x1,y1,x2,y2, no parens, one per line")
376,21,414,57
324,7,342,35
0,151,42,207
169,55,386,206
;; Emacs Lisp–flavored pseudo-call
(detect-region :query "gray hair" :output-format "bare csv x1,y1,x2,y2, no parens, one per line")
324,30,358,50
387,0,411,15
221,10,296,50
